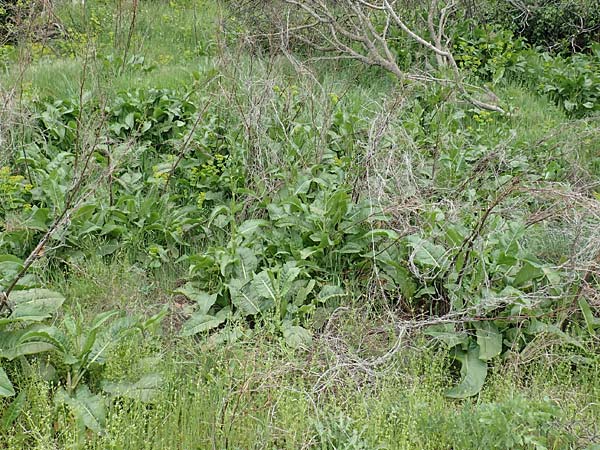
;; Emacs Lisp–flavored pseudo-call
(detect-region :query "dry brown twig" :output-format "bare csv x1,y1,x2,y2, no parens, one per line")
277,0,505,113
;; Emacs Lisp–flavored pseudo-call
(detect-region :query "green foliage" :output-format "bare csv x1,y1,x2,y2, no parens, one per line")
312,411,368,450
534,46,600,116
453,25,528,83
0,288,65,396
181,163,391,345
1,1,600,445
35,308,165,435
482,0,600,53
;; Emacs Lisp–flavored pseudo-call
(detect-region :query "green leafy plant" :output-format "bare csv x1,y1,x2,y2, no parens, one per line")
454,25,528,84
180,163,394,346
312,411,368,450
483,0,600,53
407,210,579,397
27,308,165,433
0,288,65,396
535,45,600,116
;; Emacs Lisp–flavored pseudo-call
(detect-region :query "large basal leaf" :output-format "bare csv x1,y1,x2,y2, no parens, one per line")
0,366,15,397
316,285,346,304
252,271,278,301
1,391,26,429
0,327,58,360
425,324,469,349
6,289,65,322
282,324,312,349
180,312,226,337
578,297,600,335
238,219,270,237
325,190,349,225
406,235,446,269
280,262,301,298
229,278,263,316
475,322,503,361
512,262,543,287
446,345,488,399
55,385,106,433
234,247,258,280
12,326,69,355
88,316,140,365
175,283,217,315
294,279,316,306
0,255,23,289
102,373,163,403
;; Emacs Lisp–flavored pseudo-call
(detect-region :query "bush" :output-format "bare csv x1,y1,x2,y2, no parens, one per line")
0,0,13,42
536,45,600,116
481,0,600,53
453,24,528,83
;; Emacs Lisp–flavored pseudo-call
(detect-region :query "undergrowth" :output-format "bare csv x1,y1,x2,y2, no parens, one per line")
0,0,599,448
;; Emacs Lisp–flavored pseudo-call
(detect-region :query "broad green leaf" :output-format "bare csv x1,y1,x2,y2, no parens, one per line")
55,385,106,433
446,345,488,398
280,262,301,298
252,271,278,301
282,324,312,349
219,252,235,277
175,283,217,315
578,297,599,335
425,324,468,349
0,328,58,360
294,279,316,306
15,326,68,354
0,256,23,285
299,247,320,260
7,289,65,322
475,322,503,361
180,313,225,336
513,262,543,287
234,247,258,280
229,278,263,316
0,342,55,360
542,267,562,286
316,285,345,303
1,391,26,429
238,219,269,236
88,316,140,365
325,190,349,225
124,112,135,129
361,229,399,241
380,263,416,299
406,236,446,268
102,374,163,402
0,366,15,397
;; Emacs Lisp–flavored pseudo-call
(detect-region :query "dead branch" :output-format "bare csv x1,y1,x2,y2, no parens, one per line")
279,0,505,113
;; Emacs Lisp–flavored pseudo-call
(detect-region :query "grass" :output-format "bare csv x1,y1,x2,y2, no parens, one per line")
1,0,600,448
4,263,600,449
0,259,592,449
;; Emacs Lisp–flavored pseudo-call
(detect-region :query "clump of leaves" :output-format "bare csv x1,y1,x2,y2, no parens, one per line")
453,24,528,84
535,45,600,116
180,163,396,347
25,308,166,435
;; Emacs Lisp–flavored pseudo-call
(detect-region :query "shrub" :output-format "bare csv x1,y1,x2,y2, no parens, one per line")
481,0,600,53
453,24,528,83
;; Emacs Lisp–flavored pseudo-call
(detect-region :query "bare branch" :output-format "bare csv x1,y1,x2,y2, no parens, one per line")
278,0,505,113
